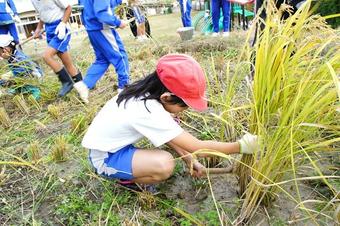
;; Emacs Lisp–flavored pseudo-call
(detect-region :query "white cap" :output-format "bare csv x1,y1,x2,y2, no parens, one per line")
0,34,14,48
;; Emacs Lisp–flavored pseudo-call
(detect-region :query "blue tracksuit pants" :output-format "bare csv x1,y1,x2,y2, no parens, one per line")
0,23,19,43
179,0,192,27
211,0,231,32
83,28,129,89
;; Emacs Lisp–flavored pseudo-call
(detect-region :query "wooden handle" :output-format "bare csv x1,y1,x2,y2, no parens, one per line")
20,29,45,46
202,165,233,175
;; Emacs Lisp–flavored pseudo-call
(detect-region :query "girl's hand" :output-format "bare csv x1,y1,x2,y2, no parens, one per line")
238,133,259,154
119,21,128,29
33,29,42,39
186,158,205,178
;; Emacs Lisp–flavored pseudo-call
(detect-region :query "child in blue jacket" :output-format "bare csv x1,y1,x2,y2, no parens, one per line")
0,34,42,99
0,0,21,43
74,0,130,103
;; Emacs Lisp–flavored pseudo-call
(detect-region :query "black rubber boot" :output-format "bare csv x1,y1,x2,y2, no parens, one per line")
72,71,83,83
56,67,74,97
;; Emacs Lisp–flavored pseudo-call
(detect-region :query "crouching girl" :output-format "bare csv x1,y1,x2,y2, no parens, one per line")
81,54,258,186
0,34,42,99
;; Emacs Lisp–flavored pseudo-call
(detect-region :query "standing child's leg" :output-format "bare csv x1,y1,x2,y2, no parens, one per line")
44,20,82,97
221,0,231,36
82,52,110,90
42,47,74,97
82,30,129,91
110,31,129,89
140,22,146,38
93,29,129,89
211,0,222,33
133,6,145,41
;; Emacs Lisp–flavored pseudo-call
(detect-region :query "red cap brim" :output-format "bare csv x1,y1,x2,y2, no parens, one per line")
183,97,208,112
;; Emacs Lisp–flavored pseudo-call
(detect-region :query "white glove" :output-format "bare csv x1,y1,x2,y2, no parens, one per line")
13,15,21,23
238,133,259,154
55,22,69,40
74,81,89,104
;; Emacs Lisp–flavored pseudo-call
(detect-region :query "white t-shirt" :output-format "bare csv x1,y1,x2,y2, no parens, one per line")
82,95,184,152
31,0,69,23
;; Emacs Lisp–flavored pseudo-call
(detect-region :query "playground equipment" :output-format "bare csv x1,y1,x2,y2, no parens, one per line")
177,27,194,41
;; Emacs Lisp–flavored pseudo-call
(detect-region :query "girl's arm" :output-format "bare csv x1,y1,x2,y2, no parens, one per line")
33,20,44,39
167,142,206,177
61,5,72,23
168,130,241,156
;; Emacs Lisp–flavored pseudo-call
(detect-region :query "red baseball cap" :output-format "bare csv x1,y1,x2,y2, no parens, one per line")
156,54,207,111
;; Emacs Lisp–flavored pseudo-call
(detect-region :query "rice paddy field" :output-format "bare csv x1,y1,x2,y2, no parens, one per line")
0,4,339,225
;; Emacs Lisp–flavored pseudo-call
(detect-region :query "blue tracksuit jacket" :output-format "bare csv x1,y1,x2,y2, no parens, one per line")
0,50,43,99
0,0,17,21
8,50,43,78
0,0,19,42
79,0,129,89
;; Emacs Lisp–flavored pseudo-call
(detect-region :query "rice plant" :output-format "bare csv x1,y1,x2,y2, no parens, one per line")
27,141,41,163
0,107,11,128
70,113,88,135
28,94,41,111
195,55,250,167
13,95,30,115
235,0,340,223
51,135,68,162
47,104,61,119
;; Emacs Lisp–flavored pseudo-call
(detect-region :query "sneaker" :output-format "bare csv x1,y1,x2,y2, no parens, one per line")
211,32,219,37
117,88,124,94
142,35,148,40
172,114,180,124
74,81,89,104
136,36,144,42
222,32,230,37
118,180,158,194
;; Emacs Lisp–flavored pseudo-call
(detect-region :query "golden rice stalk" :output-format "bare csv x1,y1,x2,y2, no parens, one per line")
51,135,68,162
235,0,340,223
47,104,60,119
0,107,11,128
34,119,47,133
28,94,41,111
70,114,88,135
13,95,30,115
27,141,41,163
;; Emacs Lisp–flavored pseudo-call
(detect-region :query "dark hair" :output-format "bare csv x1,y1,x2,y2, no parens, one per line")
116,71,187,111
0,41,16,54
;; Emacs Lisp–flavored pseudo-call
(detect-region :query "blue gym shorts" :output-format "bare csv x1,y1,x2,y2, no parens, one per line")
45,20,71,53
89,144,136,180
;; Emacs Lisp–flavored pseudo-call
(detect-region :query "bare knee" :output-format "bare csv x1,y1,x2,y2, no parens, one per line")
42,52,53,63
154,151,175,181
